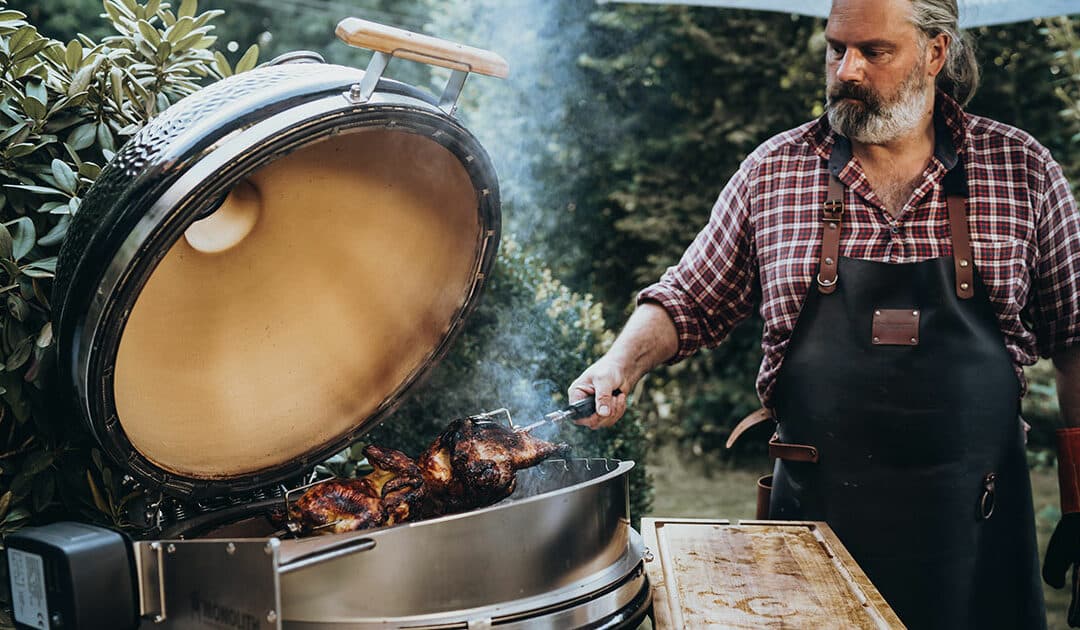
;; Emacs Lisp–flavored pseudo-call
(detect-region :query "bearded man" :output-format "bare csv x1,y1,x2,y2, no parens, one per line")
570,0,1080,627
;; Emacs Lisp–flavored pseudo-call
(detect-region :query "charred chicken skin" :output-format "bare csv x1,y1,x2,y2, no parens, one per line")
418,417,570,513
289,444,424,535
291,418,568,534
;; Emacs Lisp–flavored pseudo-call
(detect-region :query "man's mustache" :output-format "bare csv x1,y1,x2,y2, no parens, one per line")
828,82,880,109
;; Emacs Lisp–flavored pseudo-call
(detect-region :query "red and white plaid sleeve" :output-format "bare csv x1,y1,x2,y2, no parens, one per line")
637,161,759,363
1031,156,1080,358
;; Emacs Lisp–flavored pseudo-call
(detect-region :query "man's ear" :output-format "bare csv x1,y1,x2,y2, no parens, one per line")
927,33,949,78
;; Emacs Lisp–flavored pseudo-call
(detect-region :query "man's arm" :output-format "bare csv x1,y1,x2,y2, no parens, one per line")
569,302,678,429
1057,347,1080,428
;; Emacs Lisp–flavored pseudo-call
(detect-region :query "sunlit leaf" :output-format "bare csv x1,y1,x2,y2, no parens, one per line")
235,44,259,74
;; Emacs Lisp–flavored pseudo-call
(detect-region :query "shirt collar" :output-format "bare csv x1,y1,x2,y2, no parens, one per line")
806,89,967,174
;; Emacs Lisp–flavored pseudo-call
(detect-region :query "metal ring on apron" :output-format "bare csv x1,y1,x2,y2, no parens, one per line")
979,472,997,520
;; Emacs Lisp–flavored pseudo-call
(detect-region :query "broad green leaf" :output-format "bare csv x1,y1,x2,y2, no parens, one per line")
110,66,124,107
0,121,29,144
35,201,66,214
166,16,195,43
37,215,69,247
7,217,34,260
35,322,52,348
7,294,27,321
179,0,197,18
24,79,45,105
5,143,36,158
68,64,94,97
6,337,32,370
67,122,96,150
136,21,161,48
4,508,30,525
146,0,162,19
4,184,65,197
50,159,78,195
96,123,115,153
20,95,45,120
235,44,259,74
155,40,172,64
77,162,101,179
213,51,231,77
65,40,82,71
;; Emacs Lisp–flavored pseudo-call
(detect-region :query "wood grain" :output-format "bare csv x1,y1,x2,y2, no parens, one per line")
642,518,905,629
336,17,509,78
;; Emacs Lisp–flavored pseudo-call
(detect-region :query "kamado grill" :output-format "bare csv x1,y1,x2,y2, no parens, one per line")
5,19,650,630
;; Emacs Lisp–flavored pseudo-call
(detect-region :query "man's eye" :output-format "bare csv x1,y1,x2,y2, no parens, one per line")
830,45,845,56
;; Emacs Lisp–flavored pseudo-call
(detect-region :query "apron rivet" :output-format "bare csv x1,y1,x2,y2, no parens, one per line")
829,224,837,231
873,336,880,344
910,337,917,344
825,257,834,265
960,259,970,268
875,310,881,316
961,282,970,291
912,310,918,317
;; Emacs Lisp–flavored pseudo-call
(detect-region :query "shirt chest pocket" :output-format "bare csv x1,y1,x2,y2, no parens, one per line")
970,237,1032,316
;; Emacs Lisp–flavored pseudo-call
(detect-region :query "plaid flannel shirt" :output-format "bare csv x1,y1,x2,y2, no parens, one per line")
639,92,1080,406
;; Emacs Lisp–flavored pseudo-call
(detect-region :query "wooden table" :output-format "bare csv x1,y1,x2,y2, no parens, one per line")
642,518,905,629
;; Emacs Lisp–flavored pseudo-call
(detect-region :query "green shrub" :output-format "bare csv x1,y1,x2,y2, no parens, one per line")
0,0,256,534
365,237,653,521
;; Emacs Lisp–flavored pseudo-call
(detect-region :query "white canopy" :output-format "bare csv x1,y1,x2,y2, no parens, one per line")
596,0,1080,28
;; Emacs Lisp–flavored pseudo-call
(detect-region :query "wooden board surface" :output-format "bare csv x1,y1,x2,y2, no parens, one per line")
642,518,905,629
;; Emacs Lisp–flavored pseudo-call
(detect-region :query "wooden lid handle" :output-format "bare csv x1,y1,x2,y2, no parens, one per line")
335,17,509,79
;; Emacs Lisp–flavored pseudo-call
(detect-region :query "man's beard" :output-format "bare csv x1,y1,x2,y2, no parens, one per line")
826,61,930,145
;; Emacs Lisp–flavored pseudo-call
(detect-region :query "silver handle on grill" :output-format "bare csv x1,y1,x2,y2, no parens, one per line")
278,537,376,575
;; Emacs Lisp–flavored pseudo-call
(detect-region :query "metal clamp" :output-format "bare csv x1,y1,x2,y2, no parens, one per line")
821,200,844,222
979,472,996,520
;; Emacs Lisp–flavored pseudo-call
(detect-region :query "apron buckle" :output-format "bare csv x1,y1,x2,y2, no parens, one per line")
979,472,997,520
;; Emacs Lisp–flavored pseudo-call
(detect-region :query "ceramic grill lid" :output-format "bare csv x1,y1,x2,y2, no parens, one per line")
53,21,507,499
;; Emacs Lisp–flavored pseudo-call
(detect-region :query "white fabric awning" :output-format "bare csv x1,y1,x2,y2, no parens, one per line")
595,0,1080,28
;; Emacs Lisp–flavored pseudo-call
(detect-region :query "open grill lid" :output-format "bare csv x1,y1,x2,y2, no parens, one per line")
53,21,508,499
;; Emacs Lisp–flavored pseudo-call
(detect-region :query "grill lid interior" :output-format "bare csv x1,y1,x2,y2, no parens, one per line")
112,128,487,479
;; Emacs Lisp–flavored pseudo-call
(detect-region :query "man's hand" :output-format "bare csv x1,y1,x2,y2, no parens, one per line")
1045,514,1080,626
1048,349,1080,627
567,302,680,431
569,357,631,430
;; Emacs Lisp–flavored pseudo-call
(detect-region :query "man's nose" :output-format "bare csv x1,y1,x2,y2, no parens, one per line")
836,50,863,83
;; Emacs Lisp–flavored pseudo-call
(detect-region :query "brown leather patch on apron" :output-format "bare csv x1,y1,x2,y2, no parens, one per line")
872,308,920,346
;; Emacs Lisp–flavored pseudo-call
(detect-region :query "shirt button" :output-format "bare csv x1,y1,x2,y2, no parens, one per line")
890,224,901,235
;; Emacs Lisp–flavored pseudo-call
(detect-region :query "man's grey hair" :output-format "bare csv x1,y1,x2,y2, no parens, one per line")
909,0,981,106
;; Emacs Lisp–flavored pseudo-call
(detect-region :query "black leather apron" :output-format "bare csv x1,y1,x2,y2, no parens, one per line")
768,161,1046,629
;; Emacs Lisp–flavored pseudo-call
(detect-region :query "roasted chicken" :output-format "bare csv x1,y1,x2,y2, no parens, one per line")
289,444,424,535
290,417,568,535
418,417,570,513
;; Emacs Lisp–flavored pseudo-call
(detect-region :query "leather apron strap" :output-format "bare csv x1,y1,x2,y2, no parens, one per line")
816,170,975,299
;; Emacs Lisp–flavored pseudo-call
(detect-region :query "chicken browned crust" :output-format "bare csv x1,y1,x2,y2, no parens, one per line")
291,417,568,534
418,417,570,513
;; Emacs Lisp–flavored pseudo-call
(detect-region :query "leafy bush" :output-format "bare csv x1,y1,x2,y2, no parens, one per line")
0,0,260,535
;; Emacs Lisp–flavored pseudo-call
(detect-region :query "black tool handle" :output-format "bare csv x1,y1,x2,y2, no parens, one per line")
567,388,623,419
